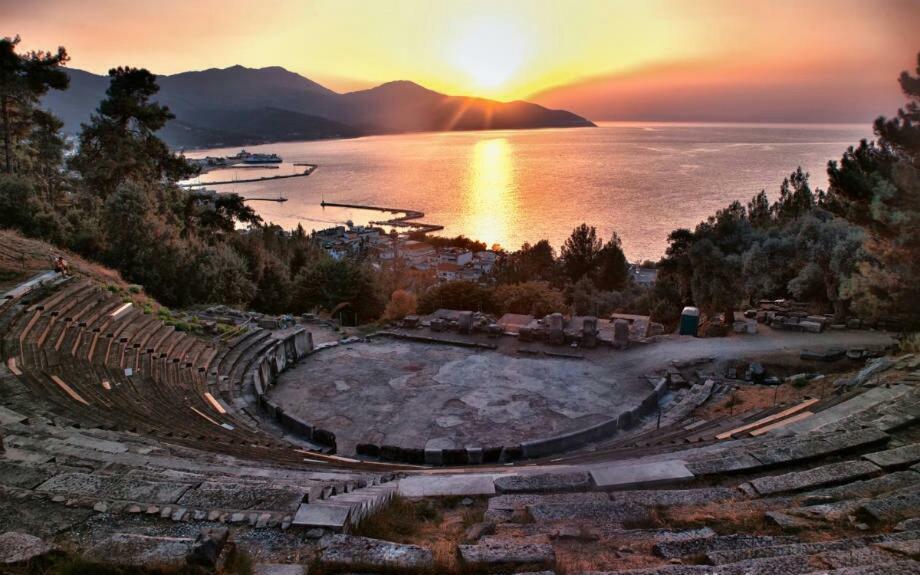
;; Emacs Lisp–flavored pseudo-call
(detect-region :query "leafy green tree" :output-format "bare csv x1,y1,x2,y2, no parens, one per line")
493,239,558,284
747,190,772,228
571,276,624,316
594,232,629,290
771,168,816,222
194,243,256,306
0,35,69,174
292,257,383,322
26,109,68,198
70,67,194,198
250,254,292,313
688,238,743,324
560,223,602,283
417,280,494,314
493,281,566,317
823,52,920,328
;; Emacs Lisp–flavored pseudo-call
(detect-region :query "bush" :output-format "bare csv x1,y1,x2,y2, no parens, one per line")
493,281,565,317
417,281,494,314
382,289,418,321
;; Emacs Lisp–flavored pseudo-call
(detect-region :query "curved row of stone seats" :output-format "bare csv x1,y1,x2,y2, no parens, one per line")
0,275,387,477
0,413,391,529
444,400,918,573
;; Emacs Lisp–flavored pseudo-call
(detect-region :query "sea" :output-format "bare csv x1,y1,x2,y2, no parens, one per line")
184,122,873,262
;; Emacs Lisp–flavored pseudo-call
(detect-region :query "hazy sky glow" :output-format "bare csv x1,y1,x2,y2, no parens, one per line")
5,0,918,118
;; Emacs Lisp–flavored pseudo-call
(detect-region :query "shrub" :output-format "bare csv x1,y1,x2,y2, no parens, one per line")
382,289,418,321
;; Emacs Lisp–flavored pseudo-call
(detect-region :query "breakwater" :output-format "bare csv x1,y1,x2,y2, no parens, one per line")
181,163,317,187
320,201,444,232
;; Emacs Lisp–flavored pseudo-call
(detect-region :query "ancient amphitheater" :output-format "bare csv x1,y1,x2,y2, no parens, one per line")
0,237,918,574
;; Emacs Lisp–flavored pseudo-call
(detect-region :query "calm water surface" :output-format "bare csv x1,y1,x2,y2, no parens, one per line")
186,122,872,261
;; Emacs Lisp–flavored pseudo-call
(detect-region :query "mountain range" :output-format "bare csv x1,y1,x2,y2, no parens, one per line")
43,65,595,149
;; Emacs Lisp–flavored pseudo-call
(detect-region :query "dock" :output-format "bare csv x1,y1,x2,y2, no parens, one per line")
180,164,317,187
320,201,444,233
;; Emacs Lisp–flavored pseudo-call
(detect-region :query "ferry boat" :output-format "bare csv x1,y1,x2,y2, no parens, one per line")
227,150,283,164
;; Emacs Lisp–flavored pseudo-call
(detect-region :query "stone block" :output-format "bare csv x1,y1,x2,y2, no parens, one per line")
858,484,920,523
85,533,193,567
459,541,555,568
494,471,592,493
613,319,630,349
590,460,694,490
749,460,881,495
582,316,598,348
864,443,920,469
398,474,497,497
547,313,564,345
319,534,434,570
0,532,54,565
457,311,473,335
293,504,350,532
253,564,306,575
800,320,824,333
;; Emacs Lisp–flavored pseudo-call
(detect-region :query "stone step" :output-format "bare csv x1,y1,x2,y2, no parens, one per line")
746,460,882,496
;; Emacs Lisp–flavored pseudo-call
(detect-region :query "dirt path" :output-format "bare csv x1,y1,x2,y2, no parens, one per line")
605,325,896,382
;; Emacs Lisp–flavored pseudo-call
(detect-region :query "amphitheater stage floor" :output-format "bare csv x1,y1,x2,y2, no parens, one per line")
270,338,652,455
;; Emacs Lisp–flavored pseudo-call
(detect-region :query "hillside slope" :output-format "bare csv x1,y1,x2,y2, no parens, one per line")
43,66,595,148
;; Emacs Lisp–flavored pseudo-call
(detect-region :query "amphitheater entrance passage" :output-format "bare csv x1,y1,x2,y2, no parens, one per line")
268,337,652,460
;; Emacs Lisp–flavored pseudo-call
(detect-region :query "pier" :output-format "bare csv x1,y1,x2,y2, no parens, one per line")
180,163,317,187
320,201,444,233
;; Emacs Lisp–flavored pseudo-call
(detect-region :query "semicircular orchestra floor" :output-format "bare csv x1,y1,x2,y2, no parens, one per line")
270,338,651,455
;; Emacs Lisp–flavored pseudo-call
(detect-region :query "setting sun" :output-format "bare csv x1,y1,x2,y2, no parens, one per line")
449,18,529,95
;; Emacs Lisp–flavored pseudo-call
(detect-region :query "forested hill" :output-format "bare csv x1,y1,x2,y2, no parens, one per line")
43,65,595,149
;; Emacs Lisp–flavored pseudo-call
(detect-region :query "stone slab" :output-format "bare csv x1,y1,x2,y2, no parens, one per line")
685,453,763,476
749,460,881,495
528,500,650,524
653,534,795,560
319,534,433,570
253,564,306,575
0,462,56,489
0,531,54,564
292,503,350,531
864,443,920,469
777,385,911,434
398,474,497,497
459,540,555,567
859,484,920,523
84,533,193,566
488,492,608,512
751,428,889,466
590,460,694,490
494,471,592,493
178,481,305,512
0,406,27,426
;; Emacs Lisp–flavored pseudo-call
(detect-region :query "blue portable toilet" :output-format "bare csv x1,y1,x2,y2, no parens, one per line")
679,306,700,336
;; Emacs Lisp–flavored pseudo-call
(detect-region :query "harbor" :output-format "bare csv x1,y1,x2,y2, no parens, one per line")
320,201,444,233
180,163,316,187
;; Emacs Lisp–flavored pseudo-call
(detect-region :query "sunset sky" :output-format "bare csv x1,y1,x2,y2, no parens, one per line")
6,0,919,121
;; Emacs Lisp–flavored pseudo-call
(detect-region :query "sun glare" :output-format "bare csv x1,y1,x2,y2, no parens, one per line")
450,18,528,96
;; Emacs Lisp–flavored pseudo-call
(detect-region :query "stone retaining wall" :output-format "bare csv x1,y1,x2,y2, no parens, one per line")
355,377,668,466
249,327,339,453
255,330,665,465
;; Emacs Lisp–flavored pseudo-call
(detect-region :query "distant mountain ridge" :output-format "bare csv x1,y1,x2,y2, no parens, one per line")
43,65,595,149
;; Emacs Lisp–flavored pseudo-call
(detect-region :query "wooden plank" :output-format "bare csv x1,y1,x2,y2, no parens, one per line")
716,398,819,440
203,392,227,414
6,357,22,376
109,302,132,318
49,375,89,405
749,411,814,436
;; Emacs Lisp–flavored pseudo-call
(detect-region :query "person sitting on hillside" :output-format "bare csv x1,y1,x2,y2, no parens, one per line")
52,255,70,277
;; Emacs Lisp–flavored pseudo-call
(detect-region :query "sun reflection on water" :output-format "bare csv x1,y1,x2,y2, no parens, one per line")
463,138,517,250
